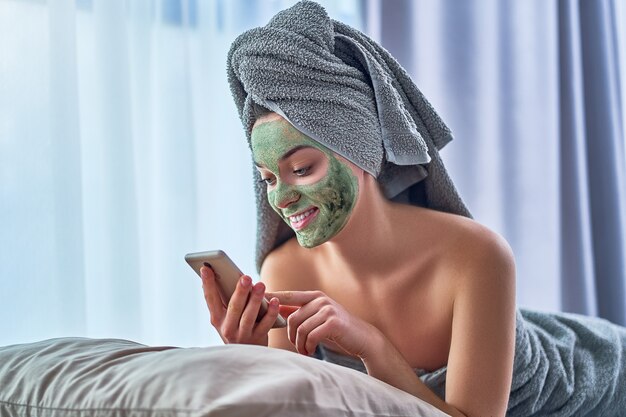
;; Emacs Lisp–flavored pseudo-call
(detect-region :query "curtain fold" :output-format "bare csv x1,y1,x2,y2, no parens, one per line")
558,0,597,316
49,0,87,335
87,0,142,338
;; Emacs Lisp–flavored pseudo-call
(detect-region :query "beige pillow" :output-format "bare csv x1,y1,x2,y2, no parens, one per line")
0,337,448,417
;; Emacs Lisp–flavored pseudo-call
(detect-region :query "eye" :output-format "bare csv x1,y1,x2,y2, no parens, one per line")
260,177,276,186
293,166,311,177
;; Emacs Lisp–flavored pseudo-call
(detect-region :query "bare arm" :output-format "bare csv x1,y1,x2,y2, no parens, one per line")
361,332,466,416
363,230,516,417
445,231,516,416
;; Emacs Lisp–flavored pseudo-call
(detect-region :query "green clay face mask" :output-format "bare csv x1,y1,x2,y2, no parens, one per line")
251,118,359,248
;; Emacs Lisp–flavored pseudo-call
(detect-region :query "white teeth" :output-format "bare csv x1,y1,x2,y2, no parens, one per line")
290,208,316,223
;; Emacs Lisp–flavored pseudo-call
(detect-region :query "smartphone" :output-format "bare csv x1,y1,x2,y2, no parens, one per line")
185,250,287,328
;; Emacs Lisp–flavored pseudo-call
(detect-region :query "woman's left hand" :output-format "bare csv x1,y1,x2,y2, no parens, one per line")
265,290,377,357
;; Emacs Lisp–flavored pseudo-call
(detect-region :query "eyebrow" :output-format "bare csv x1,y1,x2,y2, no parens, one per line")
254,145,314,168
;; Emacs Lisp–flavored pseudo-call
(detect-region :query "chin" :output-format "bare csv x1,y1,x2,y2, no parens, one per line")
295,233,327,248
294,222,349,248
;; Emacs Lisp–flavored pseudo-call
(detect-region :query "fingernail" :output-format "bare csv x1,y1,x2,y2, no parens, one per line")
240,276,251,287
253,283,264,294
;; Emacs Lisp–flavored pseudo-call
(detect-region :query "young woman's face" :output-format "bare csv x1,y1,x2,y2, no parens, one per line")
251,117,359,248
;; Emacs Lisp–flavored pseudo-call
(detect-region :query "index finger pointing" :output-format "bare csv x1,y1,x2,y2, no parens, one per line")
278,305,300,317
264,290,323,306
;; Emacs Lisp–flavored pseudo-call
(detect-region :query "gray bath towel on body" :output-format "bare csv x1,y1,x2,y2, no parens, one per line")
316,309,626,416
227,0,471,272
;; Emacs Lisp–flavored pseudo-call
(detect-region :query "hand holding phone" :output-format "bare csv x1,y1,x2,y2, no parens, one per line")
186,250,286,346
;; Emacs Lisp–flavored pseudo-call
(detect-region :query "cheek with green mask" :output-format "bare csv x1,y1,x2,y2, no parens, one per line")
252,120,359,248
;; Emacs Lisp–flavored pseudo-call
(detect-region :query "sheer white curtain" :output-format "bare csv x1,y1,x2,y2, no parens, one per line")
0,0,362,347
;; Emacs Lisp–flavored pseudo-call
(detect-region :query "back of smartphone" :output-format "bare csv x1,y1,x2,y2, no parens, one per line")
185,250,241,306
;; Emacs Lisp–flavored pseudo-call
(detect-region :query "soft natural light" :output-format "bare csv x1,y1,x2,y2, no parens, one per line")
0,0,362,348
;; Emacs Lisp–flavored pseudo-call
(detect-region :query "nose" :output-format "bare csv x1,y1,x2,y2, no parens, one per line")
272,181,300,209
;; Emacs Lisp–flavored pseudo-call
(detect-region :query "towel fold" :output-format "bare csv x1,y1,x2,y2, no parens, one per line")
508,309,626,416
227,0,471,271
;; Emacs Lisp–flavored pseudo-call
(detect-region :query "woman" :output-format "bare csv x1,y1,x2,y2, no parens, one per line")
201,2,626,416
202,110,515,416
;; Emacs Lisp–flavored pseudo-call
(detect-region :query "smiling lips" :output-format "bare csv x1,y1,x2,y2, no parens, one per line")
288,207,319,231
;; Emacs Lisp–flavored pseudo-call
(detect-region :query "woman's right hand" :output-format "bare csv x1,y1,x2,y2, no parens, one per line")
200,265,280,346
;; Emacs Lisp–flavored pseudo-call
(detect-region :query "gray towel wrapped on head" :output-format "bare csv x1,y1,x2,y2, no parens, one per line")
227,0,471,272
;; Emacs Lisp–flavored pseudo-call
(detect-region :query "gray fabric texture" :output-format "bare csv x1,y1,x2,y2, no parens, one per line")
226,0,471,272
508,309,626,416
316,309,626,416
0,337,448,417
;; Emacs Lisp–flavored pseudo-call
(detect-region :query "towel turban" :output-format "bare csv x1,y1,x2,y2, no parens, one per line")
227,0,471,271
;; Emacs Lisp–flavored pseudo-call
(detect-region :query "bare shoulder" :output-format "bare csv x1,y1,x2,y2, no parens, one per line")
259,237,319,292
411,207,516,285
450,214,511,254
445,214,516,288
